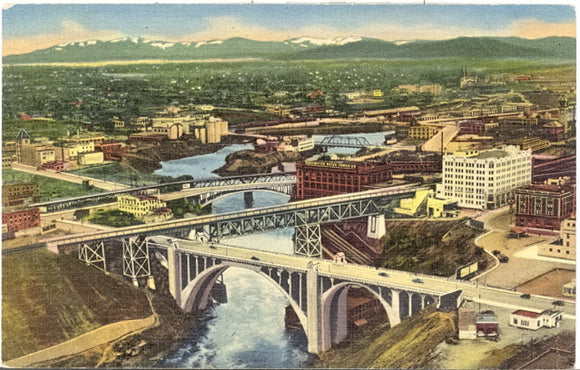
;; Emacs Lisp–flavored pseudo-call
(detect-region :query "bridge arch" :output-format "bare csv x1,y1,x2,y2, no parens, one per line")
320,282,397,351
199,189,291,208
179,263,310,342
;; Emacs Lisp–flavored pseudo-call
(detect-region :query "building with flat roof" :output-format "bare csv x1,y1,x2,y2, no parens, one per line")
475,312,499,338
295,159,391,200
2,207,40,234
538,217,576,261
458,308,477,340
20,142,56,167
2,181,39,207
437,145,532,210
563,279,576,298
117,194,168,222
515,178,575,232
408,125,439,140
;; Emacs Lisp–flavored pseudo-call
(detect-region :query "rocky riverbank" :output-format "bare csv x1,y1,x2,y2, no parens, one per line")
213,149,303,176
121,140,227,173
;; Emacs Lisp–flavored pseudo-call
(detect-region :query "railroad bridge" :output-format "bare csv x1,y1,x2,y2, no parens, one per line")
143,236,460,354
317,135,372,149
48,186,419,261
33,172,297,212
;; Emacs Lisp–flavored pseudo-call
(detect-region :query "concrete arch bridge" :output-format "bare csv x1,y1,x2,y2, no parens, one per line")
145,236,461,354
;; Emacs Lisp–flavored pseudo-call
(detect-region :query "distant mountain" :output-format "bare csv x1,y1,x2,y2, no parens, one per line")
284,36,576,60
3,36,575,64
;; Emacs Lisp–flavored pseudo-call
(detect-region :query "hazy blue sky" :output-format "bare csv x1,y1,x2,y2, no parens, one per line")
2,3,576,55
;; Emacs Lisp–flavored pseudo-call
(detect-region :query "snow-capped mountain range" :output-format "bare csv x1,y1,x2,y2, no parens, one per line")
3,35,576,63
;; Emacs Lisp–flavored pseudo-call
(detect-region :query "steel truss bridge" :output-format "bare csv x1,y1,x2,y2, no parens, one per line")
32,172,296,212
48,186,419,260
317,136,372,149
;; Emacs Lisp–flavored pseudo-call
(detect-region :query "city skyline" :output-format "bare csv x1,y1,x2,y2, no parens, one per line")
2,3,576,56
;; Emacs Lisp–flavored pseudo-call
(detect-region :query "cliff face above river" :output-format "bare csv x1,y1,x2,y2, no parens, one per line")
214,150,302,176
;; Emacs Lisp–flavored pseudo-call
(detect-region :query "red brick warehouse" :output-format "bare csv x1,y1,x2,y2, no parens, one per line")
295,159,392,200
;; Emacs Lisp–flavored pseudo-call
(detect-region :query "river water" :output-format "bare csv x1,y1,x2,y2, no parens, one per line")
154,131,394,368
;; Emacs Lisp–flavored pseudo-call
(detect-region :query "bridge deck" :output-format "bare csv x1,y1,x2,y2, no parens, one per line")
153,237,576,318
32,172,297,211
47,185,420,248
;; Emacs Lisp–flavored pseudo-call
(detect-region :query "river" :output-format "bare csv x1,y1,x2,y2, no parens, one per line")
153,131,394,368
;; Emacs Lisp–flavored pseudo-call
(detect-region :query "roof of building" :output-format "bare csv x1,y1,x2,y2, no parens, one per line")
517,183,573,193
475,149,508,159
475,313,499,323
511,309,541,318
540,310,562,317
543,121,564,128
458,308,476,330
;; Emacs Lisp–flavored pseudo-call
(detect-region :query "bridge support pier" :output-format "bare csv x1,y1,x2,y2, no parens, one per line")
367,214,386,239
122,237,151,287
306,264,320,354
244,191,254,208
167,242,182,306
295,223,322,258
79,241,107,273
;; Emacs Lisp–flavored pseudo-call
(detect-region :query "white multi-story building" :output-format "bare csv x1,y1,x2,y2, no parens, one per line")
437,145,532,210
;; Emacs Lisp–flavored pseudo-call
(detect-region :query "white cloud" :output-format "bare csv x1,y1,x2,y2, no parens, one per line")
3,19,124,56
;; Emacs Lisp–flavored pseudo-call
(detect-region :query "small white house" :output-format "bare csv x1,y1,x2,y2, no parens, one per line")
510,309,563,330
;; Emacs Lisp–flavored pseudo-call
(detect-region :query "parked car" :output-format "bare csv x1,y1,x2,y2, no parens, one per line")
553,300,565,306
378,272,389,277
481,310,495,315
251,256,260,261
520,293,531,299
412,278,423,283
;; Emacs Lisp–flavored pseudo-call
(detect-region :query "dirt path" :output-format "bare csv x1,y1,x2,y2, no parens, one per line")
3,294,159,368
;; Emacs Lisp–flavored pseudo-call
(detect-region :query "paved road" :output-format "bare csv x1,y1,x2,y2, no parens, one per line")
11,162,129,191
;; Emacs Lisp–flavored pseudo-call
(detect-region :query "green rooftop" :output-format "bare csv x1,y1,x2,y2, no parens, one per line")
475,150,508,159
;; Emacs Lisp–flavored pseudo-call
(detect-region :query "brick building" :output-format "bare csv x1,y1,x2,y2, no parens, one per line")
2,181,39,207
295,159,391,200
95,142,125,161
542,120,565,142
458,119,486,135
2,207,40,233
515,178,575,231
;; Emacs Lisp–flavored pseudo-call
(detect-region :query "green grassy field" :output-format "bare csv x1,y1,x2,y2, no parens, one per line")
2,169,103,201
2,249,151,361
